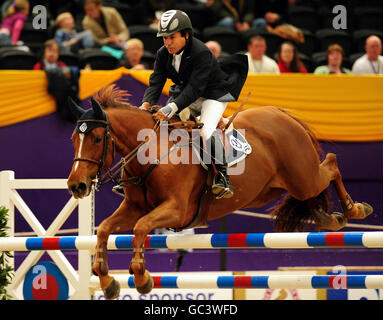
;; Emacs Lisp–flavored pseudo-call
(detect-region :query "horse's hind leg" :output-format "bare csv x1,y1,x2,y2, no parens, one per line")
92,200,141,300
320,153,373,228
321,153,373,219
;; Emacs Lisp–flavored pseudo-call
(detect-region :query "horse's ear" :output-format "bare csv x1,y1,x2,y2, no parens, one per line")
68,97,85,120
91,97,105,120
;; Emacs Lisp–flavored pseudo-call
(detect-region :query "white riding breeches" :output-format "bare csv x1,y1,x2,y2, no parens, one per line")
188,98,228,140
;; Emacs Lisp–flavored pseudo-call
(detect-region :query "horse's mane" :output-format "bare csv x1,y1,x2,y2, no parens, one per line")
93,84,133,108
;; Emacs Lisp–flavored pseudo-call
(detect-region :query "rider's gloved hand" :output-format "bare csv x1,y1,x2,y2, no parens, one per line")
139,102,151,111
153,102,178,122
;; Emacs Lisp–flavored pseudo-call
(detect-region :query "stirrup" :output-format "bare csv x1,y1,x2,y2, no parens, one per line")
212,172,233,199
112,185,124,197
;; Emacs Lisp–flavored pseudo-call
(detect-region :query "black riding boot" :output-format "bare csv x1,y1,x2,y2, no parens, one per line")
210,135,233,199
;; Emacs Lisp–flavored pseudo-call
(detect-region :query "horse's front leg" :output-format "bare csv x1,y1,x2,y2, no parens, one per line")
93,200,142,300
129,200,185,294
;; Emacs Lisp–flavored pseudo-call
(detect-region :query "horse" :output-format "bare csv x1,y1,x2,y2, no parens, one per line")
67,85,373,299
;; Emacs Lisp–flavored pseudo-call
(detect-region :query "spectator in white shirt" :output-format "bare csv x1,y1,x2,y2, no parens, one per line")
352,35,383,74
246,35,280,74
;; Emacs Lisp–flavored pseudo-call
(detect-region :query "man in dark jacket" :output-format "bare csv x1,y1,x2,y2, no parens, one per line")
139,10,247,199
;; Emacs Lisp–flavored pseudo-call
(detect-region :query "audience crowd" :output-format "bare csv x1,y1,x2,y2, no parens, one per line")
0,0,382,76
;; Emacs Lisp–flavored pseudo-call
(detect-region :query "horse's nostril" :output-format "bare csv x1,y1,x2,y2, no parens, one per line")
78,182,87,193
70,185,77,194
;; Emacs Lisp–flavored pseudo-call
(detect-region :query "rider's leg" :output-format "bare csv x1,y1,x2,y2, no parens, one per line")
199,99,233,199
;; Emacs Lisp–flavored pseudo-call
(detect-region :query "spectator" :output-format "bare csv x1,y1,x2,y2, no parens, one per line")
54,12,94,54
119,38,150,70
352,35,383,75
277,41,307,73
33,39,80,122
135,0,175,28
253,0,290,29
0,0,29,46
209,0,256,32
314,44,352,74
82,0,130,50
246,35,280,74
205,40,221,58
33,39,68,71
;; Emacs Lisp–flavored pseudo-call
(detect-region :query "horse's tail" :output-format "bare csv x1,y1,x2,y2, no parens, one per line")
270,109,330,232
270,189,332,232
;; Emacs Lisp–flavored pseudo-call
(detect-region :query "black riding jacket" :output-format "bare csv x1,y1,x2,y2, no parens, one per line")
142,36,248,111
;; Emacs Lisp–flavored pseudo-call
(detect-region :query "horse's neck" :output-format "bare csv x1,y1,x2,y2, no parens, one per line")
107,108,155,156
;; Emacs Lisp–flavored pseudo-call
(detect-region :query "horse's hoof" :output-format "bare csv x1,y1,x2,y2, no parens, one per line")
346,202,373,219
135,272,154,294
103,278,120,300
331,212,348,230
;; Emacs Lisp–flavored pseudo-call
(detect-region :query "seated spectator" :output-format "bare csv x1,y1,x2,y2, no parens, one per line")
246,35,280,74
33,39,68,71
253,0,290,29
314,44,352,74
34,39,80,122
352,35,383,75
54,12,94,54
82,0,130,50
209,0,256,32
0,0,29,46
277,41,307,73
205,40,221,58
119,38,149,70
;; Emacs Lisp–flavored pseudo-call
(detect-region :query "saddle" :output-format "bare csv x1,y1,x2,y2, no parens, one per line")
145,105,251,231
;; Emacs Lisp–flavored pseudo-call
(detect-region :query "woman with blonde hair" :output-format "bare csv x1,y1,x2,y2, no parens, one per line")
119,38,150,70
0,0,29,46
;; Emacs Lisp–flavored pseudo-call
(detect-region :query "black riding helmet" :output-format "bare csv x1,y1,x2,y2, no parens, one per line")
157,9,193,37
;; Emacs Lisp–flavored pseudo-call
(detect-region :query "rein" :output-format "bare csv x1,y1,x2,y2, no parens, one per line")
95,121,161,191
73,115,203,192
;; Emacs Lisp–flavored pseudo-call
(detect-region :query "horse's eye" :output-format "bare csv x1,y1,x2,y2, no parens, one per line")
94,136,102,143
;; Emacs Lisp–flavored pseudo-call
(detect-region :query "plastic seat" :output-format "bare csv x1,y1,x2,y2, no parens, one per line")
141,50,155,69
287,5,321,33
203,26,242,54
315,28,351,55
79,48,119,70
298,53,313,73
19,22,48,54
354,6,383,31
0,49,37,69
128,25,163,54
296,29,316,56
59,50,79,67
349,52,364,66
175,3,213,32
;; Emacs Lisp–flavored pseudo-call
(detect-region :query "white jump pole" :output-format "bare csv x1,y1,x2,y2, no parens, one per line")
2,231,383,251
89,274,383,290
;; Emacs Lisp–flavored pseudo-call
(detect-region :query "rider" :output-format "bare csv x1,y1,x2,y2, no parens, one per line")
115,10,248,199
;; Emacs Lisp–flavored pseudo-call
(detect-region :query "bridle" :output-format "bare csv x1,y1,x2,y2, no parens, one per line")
73,118,116,186
73,117,161,191
73,114,203,192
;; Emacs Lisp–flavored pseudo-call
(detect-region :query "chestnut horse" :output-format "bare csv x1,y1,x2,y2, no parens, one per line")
67,85,373,299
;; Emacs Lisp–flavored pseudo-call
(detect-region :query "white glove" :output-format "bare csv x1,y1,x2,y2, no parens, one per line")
158,102,178,119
